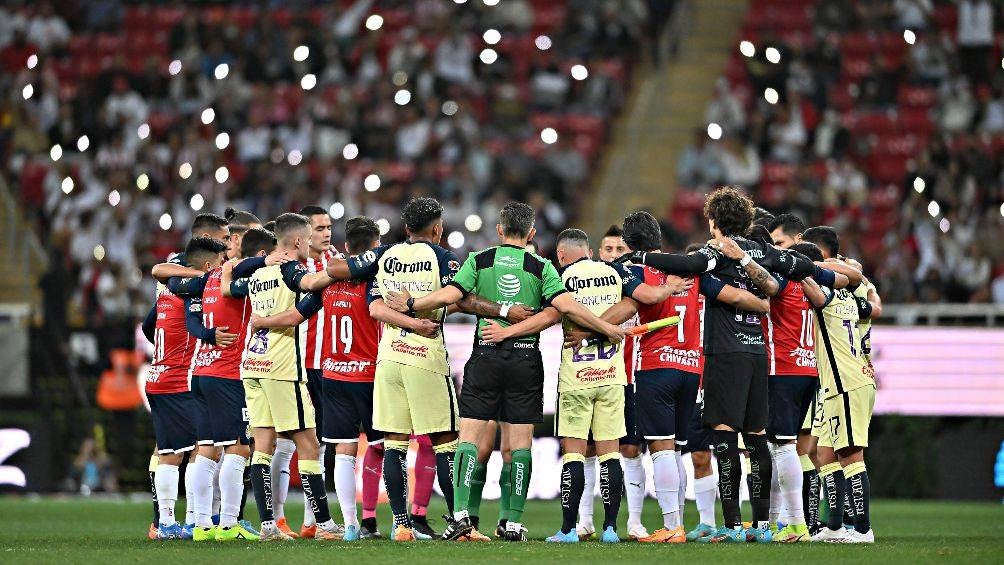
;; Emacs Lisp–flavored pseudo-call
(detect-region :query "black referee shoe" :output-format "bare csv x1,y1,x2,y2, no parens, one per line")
411,515,437,538
440,515,474,541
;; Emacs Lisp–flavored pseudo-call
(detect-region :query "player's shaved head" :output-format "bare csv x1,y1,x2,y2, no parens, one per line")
790,241,824,262
705,186,755,237
402,197,444,234
274,212,311,244
224,208,262,234
240,227,277,258
499,201,536,239
345,216,381,255
191,213,228,236
556,228,590,249
802,226,840,259
622,211,663,252
185,236,228,271
555,228,591,266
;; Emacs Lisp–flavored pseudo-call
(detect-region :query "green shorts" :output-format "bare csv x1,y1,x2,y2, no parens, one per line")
556,385,626,441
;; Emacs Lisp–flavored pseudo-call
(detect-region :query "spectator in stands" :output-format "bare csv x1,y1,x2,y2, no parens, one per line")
823,157,867,208
27,2,70,55
893,0,933,31
936,71,977,133
979,85,1004,133
704,78,746,134
543,136,589,195
677,128,723,188
957,0,994,86
813,109,849,159
908,31,951,84
714,134,761,187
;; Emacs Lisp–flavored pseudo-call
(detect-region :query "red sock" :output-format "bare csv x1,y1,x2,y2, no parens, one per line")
362,443,384,520
411,435,435,516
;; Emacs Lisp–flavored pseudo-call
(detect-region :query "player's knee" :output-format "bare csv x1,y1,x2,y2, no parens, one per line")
335,442,358,456
711,429,739,460
228,444,251,458
741,432,769,457
691,451,712,475
620,443,640,458
159,452,183,466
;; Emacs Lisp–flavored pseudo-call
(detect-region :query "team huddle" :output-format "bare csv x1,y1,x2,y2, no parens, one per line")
141,185,880,545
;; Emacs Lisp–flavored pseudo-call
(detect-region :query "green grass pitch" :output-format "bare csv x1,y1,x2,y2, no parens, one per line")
1,496,1002,563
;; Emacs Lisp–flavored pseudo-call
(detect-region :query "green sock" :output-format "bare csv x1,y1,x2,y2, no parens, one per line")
452,442,479,517
508,449,532,524
469,462,487,518
498,461,511,523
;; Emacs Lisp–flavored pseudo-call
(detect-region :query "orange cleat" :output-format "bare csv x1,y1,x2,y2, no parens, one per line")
276,517,300,539
300,524,317,539
638,527,687,544
459,529,492,541
392,525,416,541
147,524,159,540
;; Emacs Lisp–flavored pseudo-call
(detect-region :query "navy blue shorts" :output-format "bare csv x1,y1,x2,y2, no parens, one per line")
635,368,701,446
149,391,197,454
767,375,817,442
619,383,641,446
192,376,249,446
681,391,712,453
306,369,325,442
321,378,383,444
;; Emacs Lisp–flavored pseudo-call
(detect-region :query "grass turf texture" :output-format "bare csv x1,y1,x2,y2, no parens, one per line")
1,497,1002,563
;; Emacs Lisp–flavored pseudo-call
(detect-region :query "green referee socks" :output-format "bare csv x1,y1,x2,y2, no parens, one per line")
452,442,479,519
498,461,512,524
469,462,487,519
508,449,532,524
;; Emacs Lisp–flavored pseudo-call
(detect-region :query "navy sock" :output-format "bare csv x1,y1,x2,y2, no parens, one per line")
560,460,585,534
712,430,742,528
435,451,455,515
743,433,772,526
384,447,411,527
250,463,274,523
599,458,623,530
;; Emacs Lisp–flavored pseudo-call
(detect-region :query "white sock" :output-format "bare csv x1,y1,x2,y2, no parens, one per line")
622,455,647,528
335,454,359,527
694,474,717,527
676,450,687,512
184,460,196,525
192,455,218,527
773,443,805,525
271,438,295,520
155,464,180,526
578,456,597,527
652,450,681,530
769,448,782,525
212,452,222,517
219,454,246,528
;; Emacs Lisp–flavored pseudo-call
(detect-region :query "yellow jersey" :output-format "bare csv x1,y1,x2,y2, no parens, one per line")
853,281,876,362
813,286,875,399
241,262,312,382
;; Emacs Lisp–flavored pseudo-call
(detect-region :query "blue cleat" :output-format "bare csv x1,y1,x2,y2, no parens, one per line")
747,525,773,543
706,525,746,543
156,523,186,540
180,523,195,540
546,530,580,543
686,523,716,542
600,526,620,543
343,524,361,541
239,520,260,537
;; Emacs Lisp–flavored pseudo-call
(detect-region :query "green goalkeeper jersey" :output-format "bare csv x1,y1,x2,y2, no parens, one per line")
449,244,566,347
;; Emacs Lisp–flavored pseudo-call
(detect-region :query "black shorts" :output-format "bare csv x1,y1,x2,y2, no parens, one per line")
620,383,642,446
635,368,701,445
192,376,250,446
460,346,544,424
149,391,197,454
682,390,712,453
321,378,384,444
767,375,817,442
702,352,768,433
306,369,324,442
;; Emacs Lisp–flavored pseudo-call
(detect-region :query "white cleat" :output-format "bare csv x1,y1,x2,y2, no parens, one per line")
811,527,854,543
842,529,875,544
259,523,294,541
576,522,596,541
627,523,650,541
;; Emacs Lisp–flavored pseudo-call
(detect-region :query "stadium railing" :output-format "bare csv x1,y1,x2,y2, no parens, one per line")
881,304,1004,327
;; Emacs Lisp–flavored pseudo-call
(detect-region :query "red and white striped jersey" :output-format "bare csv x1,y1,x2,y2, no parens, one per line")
299,248,340,371
633,266,706,375
622,313,640,385
147,289,196,394
761,279,818,376
321,280,380,382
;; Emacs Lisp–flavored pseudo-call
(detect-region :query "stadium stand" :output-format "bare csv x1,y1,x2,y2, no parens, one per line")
670,0,1004,304
1,0,663,327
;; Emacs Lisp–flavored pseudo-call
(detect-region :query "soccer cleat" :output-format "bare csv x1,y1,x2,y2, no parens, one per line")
156,523,185,540
685,523,716,542
706,526,746,543
638,527,686,544
238,520,260,537
546,530,579,543
343,524,361,542
360,518,382,539
412,515,437,538
192,525,217,541
275,517,299,539
746,525,773,543
392,524,417,541
180,523,195,540
627,523,650,541
459,529,492,541
315,524,345,541
440,515,474,541
600,526,620,543
258,522,294,541
300,524,316,539
811,526,852,543
576,522,596,541
503,522,528,542
215,522,259,541
843,529,875,544
773,523,811,543
147,524,159,540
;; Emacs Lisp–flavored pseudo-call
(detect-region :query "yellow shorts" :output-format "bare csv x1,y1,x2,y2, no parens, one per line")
815,385,875,451
803,386,822,431
373,360,458,435
243,377,315,433
556,385,626,441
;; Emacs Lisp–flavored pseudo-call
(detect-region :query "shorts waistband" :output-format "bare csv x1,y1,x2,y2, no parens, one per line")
473,342,541,354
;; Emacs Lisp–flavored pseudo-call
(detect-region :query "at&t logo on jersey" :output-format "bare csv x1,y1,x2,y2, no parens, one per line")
248,329,269,354
497,274,521,297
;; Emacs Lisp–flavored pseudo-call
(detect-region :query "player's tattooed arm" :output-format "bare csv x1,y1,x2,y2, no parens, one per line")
716,284,770,314
480,307,561,343
550,293,627,343
561,297,640,349
456,293,536,324
369,299,441,338
385,286,463,314
151,262,203,283
711,236,780,296
800,277,827,308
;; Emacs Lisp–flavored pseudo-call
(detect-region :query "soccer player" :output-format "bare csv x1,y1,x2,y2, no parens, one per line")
231,212,343,541
796,241,876,544
613,214,769,544
147,237,228,539
769,213,805,250
381,202,627,542
324,197,505,541
619,188,836,543
155,227,278,541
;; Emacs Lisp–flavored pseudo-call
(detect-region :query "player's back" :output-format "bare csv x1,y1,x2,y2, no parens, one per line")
193,268,249,379
558,259,630,392
698,237,768,355
242,263,305,382
633,265,705,374
813,287,873,399
148,288,195,394
321,279,380,381
763,279,817,376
